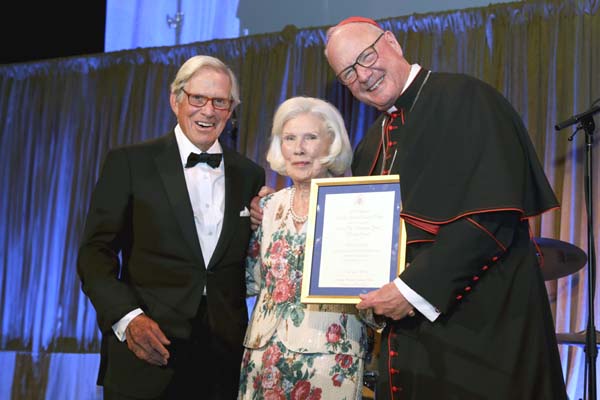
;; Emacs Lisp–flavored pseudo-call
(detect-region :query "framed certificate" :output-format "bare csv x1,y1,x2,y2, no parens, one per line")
300,175,406,304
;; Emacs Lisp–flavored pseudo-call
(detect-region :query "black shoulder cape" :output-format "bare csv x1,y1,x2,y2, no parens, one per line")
352,69,558,229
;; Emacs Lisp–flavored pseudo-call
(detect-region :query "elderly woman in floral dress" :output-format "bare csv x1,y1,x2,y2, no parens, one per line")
238,96,368,399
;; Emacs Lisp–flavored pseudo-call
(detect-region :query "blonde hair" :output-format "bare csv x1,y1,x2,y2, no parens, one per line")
266,96,352,176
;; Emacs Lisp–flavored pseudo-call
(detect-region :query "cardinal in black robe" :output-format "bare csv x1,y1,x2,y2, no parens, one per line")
351,66,567,399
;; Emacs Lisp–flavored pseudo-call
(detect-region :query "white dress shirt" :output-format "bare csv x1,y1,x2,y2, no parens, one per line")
175,125,225,268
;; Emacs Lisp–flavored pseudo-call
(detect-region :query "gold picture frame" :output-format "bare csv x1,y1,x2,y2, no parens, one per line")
300,175,406,304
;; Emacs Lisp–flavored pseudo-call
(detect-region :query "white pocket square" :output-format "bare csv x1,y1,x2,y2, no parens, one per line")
239,206,250,217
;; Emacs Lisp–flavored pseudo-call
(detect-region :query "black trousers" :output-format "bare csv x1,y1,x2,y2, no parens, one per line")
104,297,241,400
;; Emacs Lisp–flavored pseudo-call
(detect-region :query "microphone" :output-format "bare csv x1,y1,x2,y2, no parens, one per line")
555,105,600,131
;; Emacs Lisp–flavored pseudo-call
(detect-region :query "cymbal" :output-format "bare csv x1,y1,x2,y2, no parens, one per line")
556,330,600,346
534,237,587,281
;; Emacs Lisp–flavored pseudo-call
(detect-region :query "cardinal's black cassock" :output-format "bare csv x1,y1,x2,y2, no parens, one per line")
353,68,567,399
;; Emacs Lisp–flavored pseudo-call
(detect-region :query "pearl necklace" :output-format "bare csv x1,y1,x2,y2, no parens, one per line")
289,187,308,223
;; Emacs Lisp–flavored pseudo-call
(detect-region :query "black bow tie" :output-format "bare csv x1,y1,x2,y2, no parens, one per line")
185,152,222,168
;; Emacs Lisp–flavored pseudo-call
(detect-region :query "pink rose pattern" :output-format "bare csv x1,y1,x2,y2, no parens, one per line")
326,323,342,343
272,278,295,304
240,192,365,398
239,337,363,399
262,344,282,368
240,341,325,400
239,307,363,398
324,314,362,388
264,387,286,400
248,223,307,326
290,380,312,399
325,314,352,353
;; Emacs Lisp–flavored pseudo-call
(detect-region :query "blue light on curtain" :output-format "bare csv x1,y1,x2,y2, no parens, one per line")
45,353,101,400
0,352,16,398
105,0,241,52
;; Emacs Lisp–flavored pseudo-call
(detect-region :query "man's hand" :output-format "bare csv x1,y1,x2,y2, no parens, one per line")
250,186,275,230
356,282,415,320
125,314,171,366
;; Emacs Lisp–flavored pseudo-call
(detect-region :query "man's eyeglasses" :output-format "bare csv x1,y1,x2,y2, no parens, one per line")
181,89,232,110
336,32,385,85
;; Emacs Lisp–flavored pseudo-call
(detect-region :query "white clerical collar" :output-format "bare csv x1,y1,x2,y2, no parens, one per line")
174,124,223,167
387,64,422,114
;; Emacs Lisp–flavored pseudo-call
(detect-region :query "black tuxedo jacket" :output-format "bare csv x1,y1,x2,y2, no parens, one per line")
77,131,265,396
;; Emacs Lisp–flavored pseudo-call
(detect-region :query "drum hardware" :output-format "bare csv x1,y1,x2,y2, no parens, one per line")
556,330,600,347
534,237,587,281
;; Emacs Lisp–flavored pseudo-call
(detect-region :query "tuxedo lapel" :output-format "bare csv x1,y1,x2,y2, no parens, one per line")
154,133,205,266
208,146,243,269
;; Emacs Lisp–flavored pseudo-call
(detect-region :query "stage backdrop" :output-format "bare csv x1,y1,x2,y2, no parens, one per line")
0,0,599,398
104,0,520,51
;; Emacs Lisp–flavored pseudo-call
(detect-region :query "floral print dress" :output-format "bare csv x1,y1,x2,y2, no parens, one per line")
238,187,369,400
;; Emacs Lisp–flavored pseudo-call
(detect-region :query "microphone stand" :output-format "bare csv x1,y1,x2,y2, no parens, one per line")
556,105,599,400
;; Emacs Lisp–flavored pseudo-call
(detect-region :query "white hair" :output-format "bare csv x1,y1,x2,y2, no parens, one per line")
266,96,353,176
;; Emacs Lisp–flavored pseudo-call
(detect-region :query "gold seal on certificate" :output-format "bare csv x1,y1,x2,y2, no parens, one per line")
300,175,406,304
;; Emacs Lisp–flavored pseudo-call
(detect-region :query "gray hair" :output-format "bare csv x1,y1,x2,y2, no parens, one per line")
170,55,240,108
266,96,353,176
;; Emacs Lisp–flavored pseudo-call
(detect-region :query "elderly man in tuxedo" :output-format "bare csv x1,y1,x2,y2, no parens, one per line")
78,55,265,399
